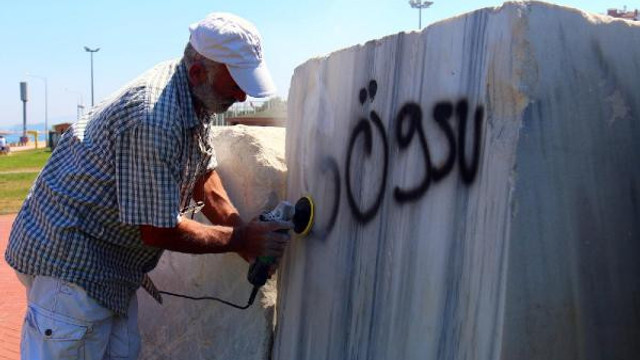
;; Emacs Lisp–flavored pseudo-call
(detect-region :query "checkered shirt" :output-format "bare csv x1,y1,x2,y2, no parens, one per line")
5,60,217,315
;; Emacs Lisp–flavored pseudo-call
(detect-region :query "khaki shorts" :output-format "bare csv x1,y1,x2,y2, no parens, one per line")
17,273,140,360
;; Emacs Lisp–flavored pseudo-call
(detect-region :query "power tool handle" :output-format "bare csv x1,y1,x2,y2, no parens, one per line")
249,205,291,288
247,256,275,287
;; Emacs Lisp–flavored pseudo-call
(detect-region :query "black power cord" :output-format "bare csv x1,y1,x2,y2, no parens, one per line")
154,250,272,310
156,197,313,310
158,285,260,310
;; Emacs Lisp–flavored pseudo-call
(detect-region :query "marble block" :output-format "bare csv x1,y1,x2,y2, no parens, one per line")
275,2,640,360
138,125,286,360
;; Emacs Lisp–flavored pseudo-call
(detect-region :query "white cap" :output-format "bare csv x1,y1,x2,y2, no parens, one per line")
189,13,276,98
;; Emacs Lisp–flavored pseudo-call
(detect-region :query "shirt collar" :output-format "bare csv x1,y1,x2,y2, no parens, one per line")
174,60,201,129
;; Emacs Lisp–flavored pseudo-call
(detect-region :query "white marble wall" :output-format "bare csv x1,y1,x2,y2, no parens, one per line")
276,2,640,360
138,126,286,360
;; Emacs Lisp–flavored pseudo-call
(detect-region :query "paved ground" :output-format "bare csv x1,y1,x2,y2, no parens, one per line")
3,144,38,153
0,145,48,359
0,214,23,360
0,145,49,359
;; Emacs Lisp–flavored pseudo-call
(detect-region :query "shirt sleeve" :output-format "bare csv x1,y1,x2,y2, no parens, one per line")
200,122,218,172
204,149,218,172
115,122,181,227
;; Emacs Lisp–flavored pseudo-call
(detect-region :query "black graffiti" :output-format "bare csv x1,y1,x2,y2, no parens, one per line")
431,102,456,181
320,156,340,236
368,80,378,102
345,112,389,223
359,89,368,105
456,100,483,184
359,80,378,105
393,103,432,203
332,80,485,226
392,100,483,204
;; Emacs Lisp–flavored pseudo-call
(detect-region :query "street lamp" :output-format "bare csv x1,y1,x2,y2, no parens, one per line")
84,46,100,107
65,89,85,120
409,0,433,29
19,82,28,143
26,73,48,141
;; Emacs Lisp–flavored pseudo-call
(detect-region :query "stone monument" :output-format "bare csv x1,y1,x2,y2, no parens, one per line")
276,2,640,359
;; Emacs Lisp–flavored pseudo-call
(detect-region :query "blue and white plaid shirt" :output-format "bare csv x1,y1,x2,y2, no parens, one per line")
5,60,217,315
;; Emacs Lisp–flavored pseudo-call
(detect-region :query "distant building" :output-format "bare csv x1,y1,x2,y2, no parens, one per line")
50,122,72,150
53,123,72,134
607,8,639,21
224,98,287,127
225,108,286,127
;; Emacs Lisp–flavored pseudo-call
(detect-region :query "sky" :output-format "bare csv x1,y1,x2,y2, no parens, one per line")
0,0,628,130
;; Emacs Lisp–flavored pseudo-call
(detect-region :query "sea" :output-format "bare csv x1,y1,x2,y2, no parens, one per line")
1,123,54,145
3,133,47,144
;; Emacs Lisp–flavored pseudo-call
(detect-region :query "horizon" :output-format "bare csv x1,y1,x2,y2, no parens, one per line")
0,1,626,130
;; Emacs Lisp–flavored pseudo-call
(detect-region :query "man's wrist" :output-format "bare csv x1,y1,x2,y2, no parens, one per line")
228,224,246,253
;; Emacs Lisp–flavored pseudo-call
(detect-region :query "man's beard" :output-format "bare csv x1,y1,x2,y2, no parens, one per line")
191,81,236,117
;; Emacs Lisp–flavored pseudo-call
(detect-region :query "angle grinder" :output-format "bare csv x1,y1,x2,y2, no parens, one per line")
246,195,315,305
157,195,315,309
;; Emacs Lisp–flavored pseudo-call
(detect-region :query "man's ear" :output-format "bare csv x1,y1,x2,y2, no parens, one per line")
188,62,207,86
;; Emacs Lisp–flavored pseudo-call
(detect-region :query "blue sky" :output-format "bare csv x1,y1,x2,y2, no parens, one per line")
0,0,626,129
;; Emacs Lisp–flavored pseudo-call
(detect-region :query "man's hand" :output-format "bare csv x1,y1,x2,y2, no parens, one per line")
231,218,293,263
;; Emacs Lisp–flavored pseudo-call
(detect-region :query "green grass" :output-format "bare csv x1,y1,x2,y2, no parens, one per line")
0,172,40,214
0,149,51,172
0,149,50,214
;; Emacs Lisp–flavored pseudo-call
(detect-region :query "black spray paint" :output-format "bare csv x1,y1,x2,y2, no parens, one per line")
328,80,485,227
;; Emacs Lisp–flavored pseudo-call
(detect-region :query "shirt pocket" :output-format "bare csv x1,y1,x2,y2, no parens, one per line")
81,215,106,240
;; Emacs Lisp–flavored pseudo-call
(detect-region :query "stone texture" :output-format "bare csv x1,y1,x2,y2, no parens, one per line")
275,2,640,360
138,125,286,360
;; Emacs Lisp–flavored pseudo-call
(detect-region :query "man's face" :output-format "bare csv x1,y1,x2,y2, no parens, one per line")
192,63,247,115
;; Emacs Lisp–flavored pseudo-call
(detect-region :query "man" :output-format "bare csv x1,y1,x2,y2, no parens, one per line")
4,13,290,359
0,135,8,154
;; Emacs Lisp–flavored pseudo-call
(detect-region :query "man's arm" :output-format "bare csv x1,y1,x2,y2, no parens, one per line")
139,216,289,257
140,170,290,259
192,170,242,227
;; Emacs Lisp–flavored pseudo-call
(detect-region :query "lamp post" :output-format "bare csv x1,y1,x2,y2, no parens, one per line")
26,73,48,142
65,89,85,120
19,82,28,142
84,46,100,107
409,0,433,29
